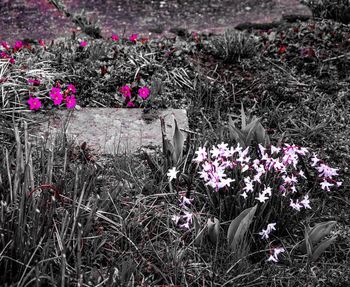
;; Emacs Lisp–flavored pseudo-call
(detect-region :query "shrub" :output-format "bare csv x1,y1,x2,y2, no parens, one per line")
210,29,257,63
301,0,350,24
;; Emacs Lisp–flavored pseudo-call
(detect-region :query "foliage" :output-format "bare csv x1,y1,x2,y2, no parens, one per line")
227,104,270,148
1,14,349,286
48,0,102,38
301,0,350,24
210,29,257,63
301,220,338,262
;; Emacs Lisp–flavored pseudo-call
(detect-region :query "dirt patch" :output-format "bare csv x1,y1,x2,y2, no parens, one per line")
0,0,311,42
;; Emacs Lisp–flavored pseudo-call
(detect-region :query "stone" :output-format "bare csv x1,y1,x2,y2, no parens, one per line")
27,108,189,156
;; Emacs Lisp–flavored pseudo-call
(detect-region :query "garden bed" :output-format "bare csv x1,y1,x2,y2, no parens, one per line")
0,14,349,286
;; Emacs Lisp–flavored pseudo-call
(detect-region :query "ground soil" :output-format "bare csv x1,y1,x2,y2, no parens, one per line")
0,0,311,42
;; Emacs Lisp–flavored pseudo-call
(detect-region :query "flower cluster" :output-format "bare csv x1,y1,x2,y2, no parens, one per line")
167,167,195,230
189,142,342,262
119,84,150,107
0,40,30,64
267,246,285,263
27,83,77,110
193,143,342,211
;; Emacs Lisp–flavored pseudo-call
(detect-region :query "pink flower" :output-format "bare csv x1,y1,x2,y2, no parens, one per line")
0,51,9,59
129,34,138,42
138,87,150,100
80,41,87,47
121,85,131,98
1,41,10,50
50,87,63,105
65,95,76,109
51,93,63,105
38,39,46,47
67,84,76,94
317,163,338,178
13,41,23,51
27,96,42,110
50,87,61,96
111,34,119,41
127,101,135,107
9,58,15,64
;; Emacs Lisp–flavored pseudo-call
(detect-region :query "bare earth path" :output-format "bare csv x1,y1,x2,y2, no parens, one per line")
0,0,310,42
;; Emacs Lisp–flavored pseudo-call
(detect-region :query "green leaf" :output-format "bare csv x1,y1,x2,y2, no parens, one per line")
207,217,220,245
172,116,184,165
241,103,246,130
193,215,205,247
228,115,246,147
227,205,257,251
311,236,337,262
309,221,337,246
304,224,313,259
255,122,270,147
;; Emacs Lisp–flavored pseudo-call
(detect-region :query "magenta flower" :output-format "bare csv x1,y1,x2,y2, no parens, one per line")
27,96,42,110
138,87,150,100
129,34,138,42
50,87,61,96
80,41,87,47
0,51,9,59
65,95,76,109
111,34,119,41
1,41,10,50
9,58,15,64
13,41,23,51
127,101,135,107
38,39,46,47
50,87,63,105
120,85,131,98
67,84,76,94
51,93,63,105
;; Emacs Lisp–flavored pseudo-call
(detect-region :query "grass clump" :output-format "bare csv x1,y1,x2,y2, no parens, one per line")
210,29,257,63
301,0,350,24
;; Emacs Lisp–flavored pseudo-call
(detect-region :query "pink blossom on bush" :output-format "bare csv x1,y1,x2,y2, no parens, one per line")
80,41,87,47
50,87,63,105
127,101,135,107
67,84,76,94
111,34,119,41
65,95,76,109
13,41,23,51
1,41,10,50
138,87,150,100
120,85,131,98
38,39,46,47
27,96,41,110
129,34,138,42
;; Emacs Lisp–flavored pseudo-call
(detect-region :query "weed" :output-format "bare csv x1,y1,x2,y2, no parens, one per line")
210,29,257,63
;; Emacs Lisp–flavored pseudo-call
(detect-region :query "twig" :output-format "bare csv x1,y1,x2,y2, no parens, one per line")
322,52,350,63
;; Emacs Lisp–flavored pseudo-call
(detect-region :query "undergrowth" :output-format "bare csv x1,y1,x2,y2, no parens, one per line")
0,15,350,286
